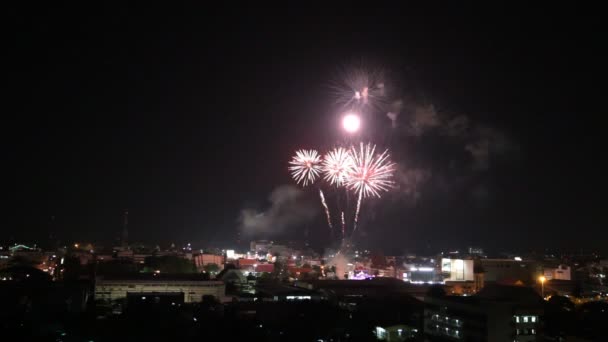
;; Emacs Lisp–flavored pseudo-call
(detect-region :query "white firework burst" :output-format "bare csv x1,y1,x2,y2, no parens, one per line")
322,147,353,187
346,143,395,198
288,149,322,186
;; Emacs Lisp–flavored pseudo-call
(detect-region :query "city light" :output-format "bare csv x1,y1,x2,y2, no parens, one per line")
539,275,546,297
410,267,434,272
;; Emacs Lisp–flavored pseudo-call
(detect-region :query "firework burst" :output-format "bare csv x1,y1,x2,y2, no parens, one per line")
322,147,353,187
331,66,386,112
289,149,322,186
346,143,395,198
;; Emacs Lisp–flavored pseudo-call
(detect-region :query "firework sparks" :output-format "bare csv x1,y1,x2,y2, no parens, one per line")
289,149,321,186
331,66,386,112
346,143,395,198
341,211,346,239
353,191,363,233
319,189,332,230
322,147,353,187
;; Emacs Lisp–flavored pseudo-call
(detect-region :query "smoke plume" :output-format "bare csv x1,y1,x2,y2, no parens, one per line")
239,185,317,236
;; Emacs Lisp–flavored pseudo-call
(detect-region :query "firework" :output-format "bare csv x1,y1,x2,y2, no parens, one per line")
322,147,353,187
342,113,361,133
353,191,363,234
341,211,346,239
319,189,332,230
331,66,386,112
347,143,395,198
288,149,321,186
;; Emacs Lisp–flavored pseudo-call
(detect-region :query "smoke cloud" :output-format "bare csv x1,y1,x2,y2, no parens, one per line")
239,185,317,236
393,165,432,203
407,104,440,136
465,125,514,171
395,102,515,171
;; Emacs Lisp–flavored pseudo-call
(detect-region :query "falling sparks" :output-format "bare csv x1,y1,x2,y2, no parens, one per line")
319,189,332,230
288,149,321,186
353,191,363,233
322,147,353,187
346,143,395,198
341,211,346,239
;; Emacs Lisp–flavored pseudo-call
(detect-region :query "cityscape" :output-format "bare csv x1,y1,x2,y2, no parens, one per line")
1,233,607,341
5,3,607,342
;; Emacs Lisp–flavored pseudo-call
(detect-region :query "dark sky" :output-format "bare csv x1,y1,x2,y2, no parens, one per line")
6,4,606,253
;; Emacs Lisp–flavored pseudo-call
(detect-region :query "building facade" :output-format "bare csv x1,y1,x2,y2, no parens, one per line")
192,253,224,271
478,259,537,285
442,258,475,281
95,275,225,303
543,264,571,281
424,285,543,342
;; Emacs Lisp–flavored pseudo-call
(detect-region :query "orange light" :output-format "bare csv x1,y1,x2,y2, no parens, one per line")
539,275,546,283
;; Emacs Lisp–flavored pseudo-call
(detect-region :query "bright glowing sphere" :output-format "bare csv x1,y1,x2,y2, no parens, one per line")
342,113,361,133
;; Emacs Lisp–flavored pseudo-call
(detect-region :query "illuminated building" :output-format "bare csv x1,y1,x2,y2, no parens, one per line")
407,266,440,284
374,325,419,341
95,274,225,304
441,258,475,281
542,264,571,281
424,284,543,341
192,253,224,271
468,247,484,256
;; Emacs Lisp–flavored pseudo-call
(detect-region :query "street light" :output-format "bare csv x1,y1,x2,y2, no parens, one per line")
539,275,546,298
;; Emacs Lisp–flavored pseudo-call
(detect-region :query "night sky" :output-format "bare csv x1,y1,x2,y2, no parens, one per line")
6,4,606,253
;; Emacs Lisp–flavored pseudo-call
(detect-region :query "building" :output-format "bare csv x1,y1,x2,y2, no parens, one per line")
424,284,543,341
374,325,419,341
542,264,571,281
441,259,485,295
406,266,440,284
468,247,484,256
133,253,152,264
442,258,475,281
192,253,224,271
255,282,323,301
250,240,273,254
478,259,538,285
299,278,432,302
95,274,225,304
